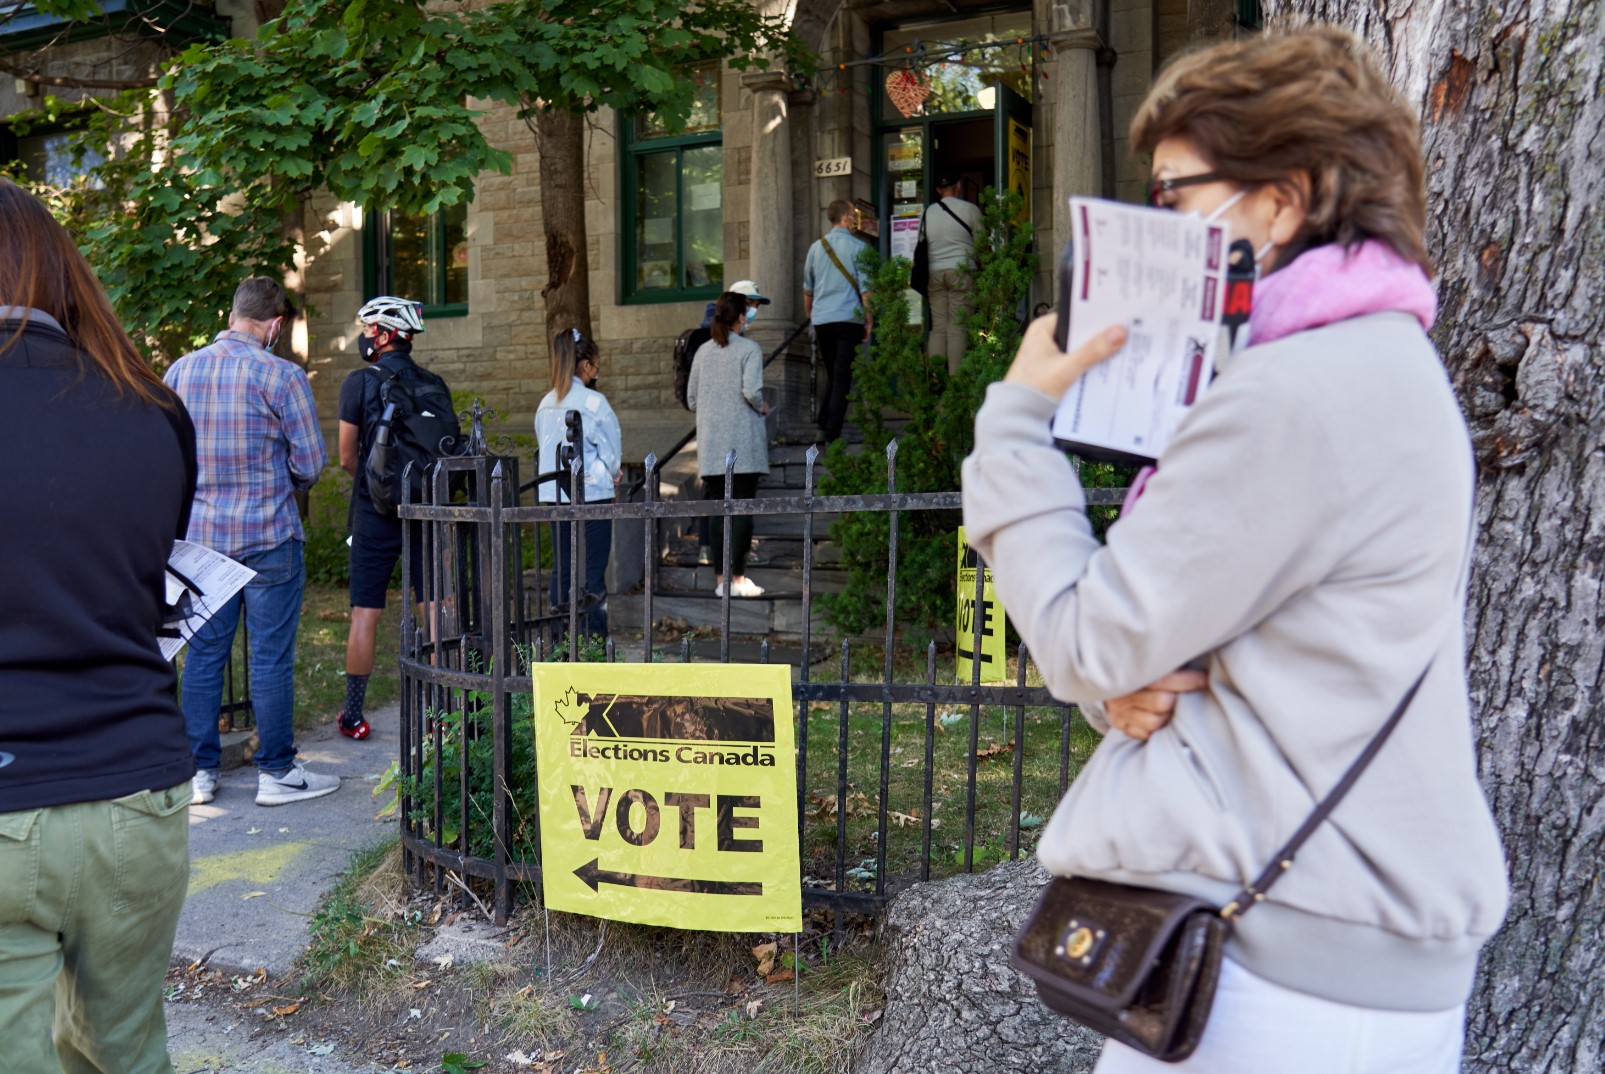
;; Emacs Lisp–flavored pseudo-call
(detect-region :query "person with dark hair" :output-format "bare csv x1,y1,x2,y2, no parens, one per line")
535,327,622,638
802,199,872,442
963,28,1507,1072
165,276,335,807
336,295,445,738
921,174,981,372
0,176,196,1070
688,291,770,598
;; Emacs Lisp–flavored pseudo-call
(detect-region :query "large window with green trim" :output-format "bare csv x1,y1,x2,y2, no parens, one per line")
363,202,469,317
620,63,724,304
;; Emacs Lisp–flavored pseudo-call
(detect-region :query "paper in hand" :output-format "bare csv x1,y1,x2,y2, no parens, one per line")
1051,196,1232,464
160,541,256,660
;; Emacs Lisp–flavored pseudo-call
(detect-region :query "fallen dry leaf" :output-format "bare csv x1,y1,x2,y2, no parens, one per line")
975,740,1015,761
745,999,764,1019
432,953,455,970
863,1008,884,1024
886,810,922,829
763,968,795,985
409,979,431,990
241,891,268,901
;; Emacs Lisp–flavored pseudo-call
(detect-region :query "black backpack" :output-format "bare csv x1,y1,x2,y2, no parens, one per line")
363,356,461,516
672,325,712,410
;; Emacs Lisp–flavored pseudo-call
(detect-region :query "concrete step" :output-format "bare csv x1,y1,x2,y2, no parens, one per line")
656,563,848,595
612,591,835,639
661,535,843,569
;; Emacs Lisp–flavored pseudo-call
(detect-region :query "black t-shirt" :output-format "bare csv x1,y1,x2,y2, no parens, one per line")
0,316,197,811
339,351,447,536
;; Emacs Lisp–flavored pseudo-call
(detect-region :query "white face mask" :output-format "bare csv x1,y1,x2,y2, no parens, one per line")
1186,188,1246,224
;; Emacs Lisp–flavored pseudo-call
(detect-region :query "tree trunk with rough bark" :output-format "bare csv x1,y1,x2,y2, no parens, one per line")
851,859,1103,1074
535,109,592,338
1274,3,1605,1070
1187,0,1240,43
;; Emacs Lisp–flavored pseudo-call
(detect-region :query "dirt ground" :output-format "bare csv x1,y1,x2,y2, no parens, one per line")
164,861,883,1074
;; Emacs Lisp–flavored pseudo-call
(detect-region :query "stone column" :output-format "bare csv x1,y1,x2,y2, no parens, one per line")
741,69,811,438
1049,26,1106,266
741,69,796,325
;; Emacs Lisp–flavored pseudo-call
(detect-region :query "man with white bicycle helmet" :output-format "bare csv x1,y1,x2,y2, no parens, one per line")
336,295,452,739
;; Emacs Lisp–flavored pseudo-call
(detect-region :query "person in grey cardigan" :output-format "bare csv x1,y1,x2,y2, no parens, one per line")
688,291,770,598
962,28,1506,1074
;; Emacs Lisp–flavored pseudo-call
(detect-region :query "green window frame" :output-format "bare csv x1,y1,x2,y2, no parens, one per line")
362,202,469,318
0,110,106,189
619,64,725,305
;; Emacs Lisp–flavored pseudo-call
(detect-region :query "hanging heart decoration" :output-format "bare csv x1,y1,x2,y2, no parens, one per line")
885,67,931,118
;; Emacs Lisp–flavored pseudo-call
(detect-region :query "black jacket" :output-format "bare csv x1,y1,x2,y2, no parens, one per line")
0,311,197,812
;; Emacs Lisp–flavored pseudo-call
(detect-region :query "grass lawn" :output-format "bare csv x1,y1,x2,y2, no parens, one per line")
293,584,404,729
799,700,1101,893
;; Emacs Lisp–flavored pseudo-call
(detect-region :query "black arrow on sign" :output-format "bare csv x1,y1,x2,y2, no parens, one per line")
573,859,763,896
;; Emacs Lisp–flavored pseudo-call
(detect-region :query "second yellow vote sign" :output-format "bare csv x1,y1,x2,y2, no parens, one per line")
533,663,801,933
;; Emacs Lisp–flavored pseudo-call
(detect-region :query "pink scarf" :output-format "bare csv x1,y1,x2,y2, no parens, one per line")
1249,238,1436,346
1119,239,1437,517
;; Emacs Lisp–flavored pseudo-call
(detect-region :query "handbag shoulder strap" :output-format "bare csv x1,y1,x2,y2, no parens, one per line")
820,236,864,304
937,198,974,236
1221,664,1430,920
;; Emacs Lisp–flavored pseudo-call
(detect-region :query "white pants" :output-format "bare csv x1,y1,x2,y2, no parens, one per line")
1092,959,1467,1074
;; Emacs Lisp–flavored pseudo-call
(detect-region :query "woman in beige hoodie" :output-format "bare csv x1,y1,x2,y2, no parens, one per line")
962,28,1507,1074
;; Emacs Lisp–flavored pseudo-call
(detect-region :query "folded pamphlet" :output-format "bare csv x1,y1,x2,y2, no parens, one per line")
160,541,256,660
1051,196,1232,465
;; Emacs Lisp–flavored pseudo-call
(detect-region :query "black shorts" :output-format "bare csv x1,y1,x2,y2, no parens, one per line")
348,502,425,609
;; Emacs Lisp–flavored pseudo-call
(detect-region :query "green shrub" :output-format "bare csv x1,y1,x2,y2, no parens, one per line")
821,188,1035,638
303,466,354,587
820,190,1138,638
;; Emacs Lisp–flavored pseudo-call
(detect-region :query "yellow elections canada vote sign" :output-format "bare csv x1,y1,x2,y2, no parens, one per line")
957,526,1007,684
533,663,801,933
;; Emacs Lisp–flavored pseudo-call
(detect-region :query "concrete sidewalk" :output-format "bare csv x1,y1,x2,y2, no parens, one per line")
174,702,402,981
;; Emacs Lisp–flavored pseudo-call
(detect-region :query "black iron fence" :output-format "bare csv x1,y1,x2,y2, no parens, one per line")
393,443,1126,927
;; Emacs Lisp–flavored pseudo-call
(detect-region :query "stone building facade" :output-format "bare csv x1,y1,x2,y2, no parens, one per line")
2,0,1210,464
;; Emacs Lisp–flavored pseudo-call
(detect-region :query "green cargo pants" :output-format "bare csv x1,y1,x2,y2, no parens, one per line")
0,782,190,1074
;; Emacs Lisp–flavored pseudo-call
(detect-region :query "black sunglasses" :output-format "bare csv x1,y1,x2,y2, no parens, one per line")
1147,171,1223,208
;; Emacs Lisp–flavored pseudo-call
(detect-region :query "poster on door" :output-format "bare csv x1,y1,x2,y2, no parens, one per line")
533,663,801,933
891,215,921,262
1007,118,1032,222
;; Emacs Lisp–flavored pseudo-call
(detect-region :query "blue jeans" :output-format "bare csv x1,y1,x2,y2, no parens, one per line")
550,508,611,639
181,539,304,773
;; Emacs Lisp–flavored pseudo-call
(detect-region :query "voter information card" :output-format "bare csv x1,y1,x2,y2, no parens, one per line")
1051,197,1231,465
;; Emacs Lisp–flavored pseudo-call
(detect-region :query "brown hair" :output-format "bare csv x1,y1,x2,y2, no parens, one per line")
826,199,854,226
550,327,598,403
0,177,171,404
1131,27,1431,273
232,276,296,323
708,291,747,347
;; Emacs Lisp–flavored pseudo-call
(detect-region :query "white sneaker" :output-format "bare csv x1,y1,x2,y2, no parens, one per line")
192,768,219,805
728,576,765,598
256,762,340,807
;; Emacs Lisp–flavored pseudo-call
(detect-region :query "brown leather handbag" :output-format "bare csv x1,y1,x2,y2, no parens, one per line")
1010,669,1430,1062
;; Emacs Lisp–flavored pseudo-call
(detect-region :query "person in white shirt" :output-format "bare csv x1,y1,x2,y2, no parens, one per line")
921,175,983,372
535,328,622,638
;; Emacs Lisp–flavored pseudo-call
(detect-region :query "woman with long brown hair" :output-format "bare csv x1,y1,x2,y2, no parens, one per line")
534,326,622,638
963,30,1506,1072
0,177,197,1070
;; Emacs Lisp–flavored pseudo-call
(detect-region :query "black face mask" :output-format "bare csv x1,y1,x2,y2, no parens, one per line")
357,333,377,362
585,375,599,390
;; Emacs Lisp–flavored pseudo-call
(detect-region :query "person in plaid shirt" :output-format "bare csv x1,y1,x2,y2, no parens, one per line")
164,277,339,807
